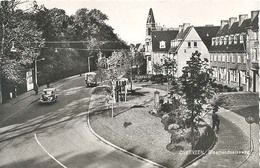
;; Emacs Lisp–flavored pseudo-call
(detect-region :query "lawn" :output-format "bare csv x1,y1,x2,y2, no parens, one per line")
89,85,190,168
220,92,259,124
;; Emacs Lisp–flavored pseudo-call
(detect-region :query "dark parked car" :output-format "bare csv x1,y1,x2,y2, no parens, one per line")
150,74,167,84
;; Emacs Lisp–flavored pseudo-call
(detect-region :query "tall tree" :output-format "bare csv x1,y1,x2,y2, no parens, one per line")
179,50,214,149
1,2,44,84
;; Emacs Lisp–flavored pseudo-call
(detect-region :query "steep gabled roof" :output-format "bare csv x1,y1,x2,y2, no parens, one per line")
236,18,251,33
152,30,178,52
216,24,229,36
195,26,220,49
147,8,155,24
169,26,193,53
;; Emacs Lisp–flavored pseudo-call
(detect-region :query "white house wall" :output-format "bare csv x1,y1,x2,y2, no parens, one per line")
176,27,210,77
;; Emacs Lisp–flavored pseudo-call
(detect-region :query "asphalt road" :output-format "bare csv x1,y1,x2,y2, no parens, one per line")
0,76,157,168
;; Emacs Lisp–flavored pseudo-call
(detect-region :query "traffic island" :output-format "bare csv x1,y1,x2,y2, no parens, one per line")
88,85,219,168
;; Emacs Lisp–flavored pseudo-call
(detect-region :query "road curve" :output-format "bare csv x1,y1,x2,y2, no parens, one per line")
0,76,158,168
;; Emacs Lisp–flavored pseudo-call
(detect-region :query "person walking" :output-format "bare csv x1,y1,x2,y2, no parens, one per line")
212,105,220,132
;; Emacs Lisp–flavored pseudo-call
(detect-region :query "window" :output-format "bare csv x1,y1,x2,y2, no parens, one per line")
243,54,247,63
232,54,236,63
216,37,219,45
188,41,191,47
237,55,241,63
171,40,174,47
225,36,229,45
212,67,218,78
214,54,217,61
230,69,237,82
159,41,166,48
234,35,238,44
222,54,226,62
227,54,230,62
218,54,221,62
252,48,258,61
161,59,163,63
240,34,246,44
147,56,151,61
220,37,224,45
194,41,197,47
210,54,213,61
241,70,246,84
229,35,234,45
212,38,216,46
220,68,226,80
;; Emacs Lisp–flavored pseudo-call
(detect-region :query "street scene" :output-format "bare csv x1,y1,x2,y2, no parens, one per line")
0,0,259,168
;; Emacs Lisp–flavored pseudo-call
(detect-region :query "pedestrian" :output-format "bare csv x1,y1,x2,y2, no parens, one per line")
212,105,220,132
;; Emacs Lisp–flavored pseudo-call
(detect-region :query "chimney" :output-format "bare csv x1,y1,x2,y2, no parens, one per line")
178,25,183,32
251,10,259,21
228,17,237,27
239,14,248,25
183,23,190,31
221,20,229,29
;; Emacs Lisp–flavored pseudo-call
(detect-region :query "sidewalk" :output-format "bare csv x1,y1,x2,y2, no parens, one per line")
0,75,81,123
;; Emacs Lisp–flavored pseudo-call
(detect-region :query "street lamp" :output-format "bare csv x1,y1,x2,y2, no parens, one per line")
88,55,94,72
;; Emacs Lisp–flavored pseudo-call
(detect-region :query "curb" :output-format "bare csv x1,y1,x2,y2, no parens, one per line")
87,86,218,168
181,127,217,168
87,92,167,168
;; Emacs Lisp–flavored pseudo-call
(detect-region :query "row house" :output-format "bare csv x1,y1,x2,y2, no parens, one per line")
145,8,219,76
209,11,259,92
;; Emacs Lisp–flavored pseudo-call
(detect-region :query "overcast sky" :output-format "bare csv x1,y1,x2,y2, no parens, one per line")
20,0,259,44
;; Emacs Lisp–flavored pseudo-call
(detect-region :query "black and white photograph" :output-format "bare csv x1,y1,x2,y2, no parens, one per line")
0,0,259,167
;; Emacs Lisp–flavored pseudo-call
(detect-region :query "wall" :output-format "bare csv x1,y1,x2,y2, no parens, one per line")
176,28,210,77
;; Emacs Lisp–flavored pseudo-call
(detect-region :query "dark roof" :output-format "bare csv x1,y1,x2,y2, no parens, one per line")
236,19,251,33
251,12,259,30
209,18,252,53
169,26,193,52
216,18,251,36
195,26,220,49
151,30,178,52
147,8,155,24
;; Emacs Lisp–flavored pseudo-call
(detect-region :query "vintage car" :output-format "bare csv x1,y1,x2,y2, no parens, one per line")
39,88,57,104
85,72,97,87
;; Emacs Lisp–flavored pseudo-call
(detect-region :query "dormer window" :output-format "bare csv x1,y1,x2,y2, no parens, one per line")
216,37,220,45
240,34,245,43
212,38,216,46
171,40,174,47
224,36,228,45
159,41,166,48
220,36,224,45
234,35,238,44
229,35,234,45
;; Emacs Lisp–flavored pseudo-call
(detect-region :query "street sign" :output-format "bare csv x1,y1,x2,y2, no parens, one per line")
245,116,255,124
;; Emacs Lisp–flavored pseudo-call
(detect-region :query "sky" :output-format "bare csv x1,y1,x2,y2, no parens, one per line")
20,0,259,44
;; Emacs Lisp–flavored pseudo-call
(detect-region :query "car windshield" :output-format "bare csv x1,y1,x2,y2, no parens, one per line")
43,90,54,95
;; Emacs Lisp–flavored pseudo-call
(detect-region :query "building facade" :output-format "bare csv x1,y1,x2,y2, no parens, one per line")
209,11,259,92
169,24,219,77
